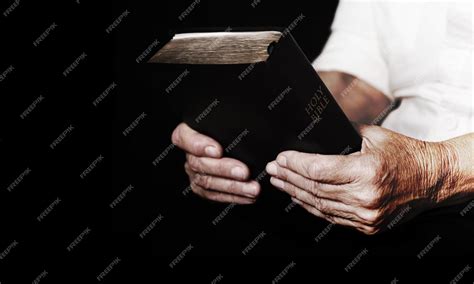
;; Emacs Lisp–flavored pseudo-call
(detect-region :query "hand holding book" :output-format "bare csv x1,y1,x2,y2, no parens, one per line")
172,122,261,204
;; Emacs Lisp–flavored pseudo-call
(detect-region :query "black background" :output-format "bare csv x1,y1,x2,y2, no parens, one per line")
1,0,473,283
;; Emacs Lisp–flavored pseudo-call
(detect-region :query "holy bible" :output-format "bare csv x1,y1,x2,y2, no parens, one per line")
149,30,362,178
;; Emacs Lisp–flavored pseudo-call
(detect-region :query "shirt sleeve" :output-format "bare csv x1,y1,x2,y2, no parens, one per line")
313,0,393,99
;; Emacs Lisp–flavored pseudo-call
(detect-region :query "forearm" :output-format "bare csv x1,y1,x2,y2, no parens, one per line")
318,71,391,124
425,133,474,206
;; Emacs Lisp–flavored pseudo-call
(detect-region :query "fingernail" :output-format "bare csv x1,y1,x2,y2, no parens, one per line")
242,183,259,196
265,162,277,175
231,166,246,179
291,197,302,205
270,177,284,188
205,146,219,157
277,155,287,167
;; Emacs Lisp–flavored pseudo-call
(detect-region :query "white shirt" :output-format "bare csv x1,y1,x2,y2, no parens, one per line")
313,0,473,142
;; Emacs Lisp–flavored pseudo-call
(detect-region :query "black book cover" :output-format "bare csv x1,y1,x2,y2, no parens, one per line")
150,30,362,179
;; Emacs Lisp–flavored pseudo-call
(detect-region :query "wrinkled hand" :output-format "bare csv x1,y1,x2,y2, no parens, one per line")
172,123,261,204
266,125,446,234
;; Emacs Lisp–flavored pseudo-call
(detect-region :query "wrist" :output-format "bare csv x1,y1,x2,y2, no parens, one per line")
418,140,458,205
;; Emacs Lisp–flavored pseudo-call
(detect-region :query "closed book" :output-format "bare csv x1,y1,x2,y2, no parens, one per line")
150,30,361,179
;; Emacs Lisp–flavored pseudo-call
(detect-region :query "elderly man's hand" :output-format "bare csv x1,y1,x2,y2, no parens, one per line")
172,123,261,204
266,125,451,234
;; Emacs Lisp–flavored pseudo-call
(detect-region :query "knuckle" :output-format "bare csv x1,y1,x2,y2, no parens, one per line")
227,179,241,193
190,183,204,196
203,192,219,202
360,209,382,224
294,188,305,201
325,214,336,224
363,226,380,235
307,161,320,179
187,155,201,172
357,187,381,208
208,193,221,201
229,195,243,204
278,168,288,181
312,197,325,212
195,174,212,189
364,156,381,182
184,162,191,173
219,160,235,177
307,180,321,196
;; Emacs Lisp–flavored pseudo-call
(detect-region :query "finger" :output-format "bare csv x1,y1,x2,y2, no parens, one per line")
189,180,256,204
275,150,360,184
266,161,345,200
270,177,358,219
184,161,195,176
171,122,222,158
187,154,250,181
186,164,257,204
193,173,260,198
202,190,256,204
291,198,373,233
